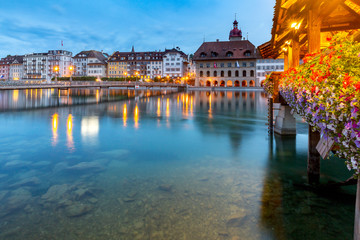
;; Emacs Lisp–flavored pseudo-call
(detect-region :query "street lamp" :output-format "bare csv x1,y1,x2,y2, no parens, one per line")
54,66,59,82
135,71,139,82
69,65,74,82
124,72,128,82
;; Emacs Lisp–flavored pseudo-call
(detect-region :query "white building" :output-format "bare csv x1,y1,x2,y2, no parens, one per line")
256,58,284,86
146,60,163,79
23,50,73,82
162,48,188,78
9,56,24,80
73,50,108,78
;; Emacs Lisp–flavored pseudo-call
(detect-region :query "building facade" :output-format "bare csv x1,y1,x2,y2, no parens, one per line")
23,50,73,82
256,58,284,86
73,50,108,78
9,56,24,80
108,47,164,79
193,20,258,87
162,48,188,78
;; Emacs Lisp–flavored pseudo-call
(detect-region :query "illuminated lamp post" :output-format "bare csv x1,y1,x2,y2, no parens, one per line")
124,72,128,82
54,65,59,82
69,65,74,82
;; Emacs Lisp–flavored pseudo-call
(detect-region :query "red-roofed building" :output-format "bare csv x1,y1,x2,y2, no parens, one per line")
193,20,258,87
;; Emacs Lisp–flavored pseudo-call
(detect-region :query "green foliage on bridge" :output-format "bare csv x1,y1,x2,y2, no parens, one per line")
51,76,97,81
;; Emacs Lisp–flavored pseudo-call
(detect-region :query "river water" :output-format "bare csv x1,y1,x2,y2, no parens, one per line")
0,88,356,239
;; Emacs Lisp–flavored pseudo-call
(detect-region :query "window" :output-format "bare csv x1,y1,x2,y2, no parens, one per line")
214,71,217,77
221,71,224,77
243,70,246,77
226,51,233,57
199,64,203,68
220,63,225,68
200,71,203,77
250,70,254,77
244,51,251,56
235,70,239,77
200,52,207,58
242,62,246,67
206,71,210,77
228,70,231,77
227,63,232,67
211,52,218,57
206,63,210,68
250,62,255,67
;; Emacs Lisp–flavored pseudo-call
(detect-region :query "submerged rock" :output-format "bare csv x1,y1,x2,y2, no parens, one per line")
0,190,8,201
0,188,32,217
65,203,94,217
41,184,70,202
66,161,105,172
9,177,40,188
226,210,247,228
4,160,30,169
159,184,172,192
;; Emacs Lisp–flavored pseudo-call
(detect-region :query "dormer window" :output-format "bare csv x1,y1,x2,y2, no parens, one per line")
211,52,218,57
244,50,251,56
200,52,207,58
226,51,233,57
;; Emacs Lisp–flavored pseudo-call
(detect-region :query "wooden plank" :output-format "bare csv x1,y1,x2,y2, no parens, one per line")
308,126,321,184
316,136,335,159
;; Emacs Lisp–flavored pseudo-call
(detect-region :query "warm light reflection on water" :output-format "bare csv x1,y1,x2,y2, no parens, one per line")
67,114,74,151
134,105,139,129
51,113,58,146
123,104,127,127
157,98,161,117
12,90,19,102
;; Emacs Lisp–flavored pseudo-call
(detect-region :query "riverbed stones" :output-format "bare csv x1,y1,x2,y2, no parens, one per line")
41,184,70,203
0,188,32,217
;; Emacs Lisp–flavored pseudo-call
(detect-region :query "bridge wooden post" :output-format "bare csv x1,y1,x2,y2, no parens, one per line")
307,4,321,184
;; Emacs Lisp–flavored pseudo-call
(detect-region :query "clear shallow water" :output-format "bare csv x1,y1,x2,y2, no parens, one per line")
0,89,356,240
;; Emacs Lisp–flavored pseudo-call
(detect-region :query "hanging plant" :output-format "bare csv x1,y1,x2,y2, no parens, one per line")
279,33,360,175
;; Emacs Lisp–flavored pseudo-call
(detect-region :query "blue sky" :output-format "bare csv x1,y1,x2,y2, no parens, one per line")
0,0,275,57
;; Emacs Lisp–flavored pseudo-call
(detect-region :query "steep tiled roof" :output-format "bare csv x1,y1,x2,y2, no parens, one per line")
108,51,164,62
193,40,257,61
74,50,107,63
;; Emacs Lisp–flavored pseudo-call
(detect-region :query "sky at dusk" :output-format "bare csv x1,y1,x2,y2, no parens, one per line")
0,0,275,57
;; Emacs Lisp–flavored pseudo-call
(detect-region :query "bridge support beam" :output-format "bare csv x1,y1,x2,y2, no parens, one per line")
274,105,296,135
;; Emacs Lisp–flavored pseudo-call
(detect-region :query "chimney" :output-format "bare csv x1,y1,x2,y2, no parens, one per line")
216,39,219,42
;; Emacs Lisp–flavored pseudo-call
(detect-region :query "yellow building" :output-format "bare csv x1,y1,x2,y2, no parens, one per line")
107,60,127,78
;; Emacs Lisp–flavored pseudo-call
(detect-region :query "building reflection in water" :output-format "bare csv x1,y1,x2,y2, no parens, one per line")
13,90,19,103
67,114,74,151
52,113,59,146
81,116,99,146
157,98,161,117
123,104,127,127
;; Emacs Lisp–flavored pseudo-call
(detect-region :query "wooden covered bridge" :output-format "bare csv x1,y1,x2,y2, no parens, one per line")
260,0,360,238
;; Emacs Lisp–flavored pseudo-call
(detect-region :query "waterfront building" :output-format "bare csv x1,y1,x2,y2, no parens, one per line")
162,48,188,78
73,50,108,78
23,50,73,82
108,47,163,79
256,58,284,86
193,20,258,87
9,55,24,80
0,56,12,81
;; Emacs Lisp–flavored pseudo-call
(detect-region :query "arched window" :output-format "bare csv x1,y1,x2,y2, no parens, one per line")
226,51,233,57
250,70,254,77
200,71,203,77
242,70,246,77
206,71,210,77
228,70,232,77
235,70,239,77
200,52,207,58
221,71,224,77
214,71,217,77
